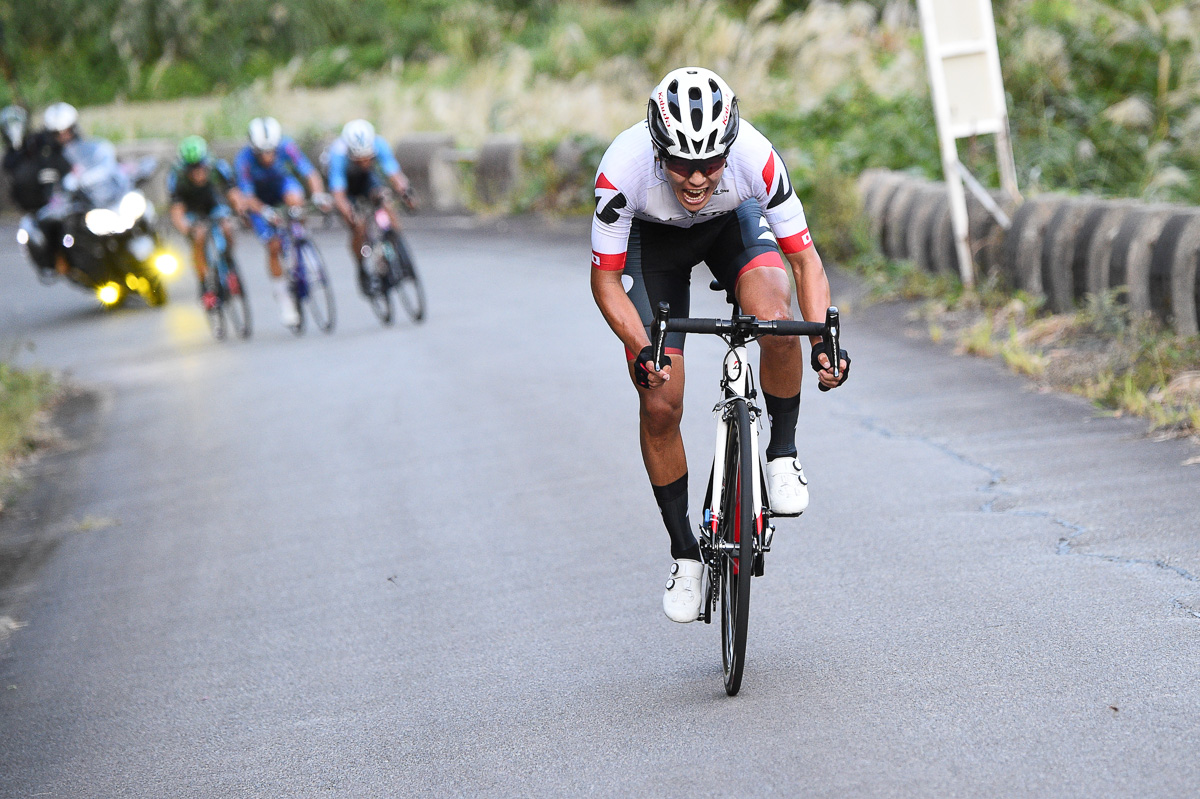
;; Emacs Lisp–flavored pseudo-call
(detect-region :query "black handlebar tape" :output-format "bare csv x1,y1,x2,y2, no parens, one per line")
825,306,841,379
652,302,670,372
760,319,827,337
665,317,825,337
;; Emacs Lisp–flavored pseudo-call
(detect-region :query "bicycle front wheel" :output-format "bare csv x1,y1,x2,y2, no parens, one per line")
719,398,755,696
297,240,336,334
222,256,252,339
386,231,425,322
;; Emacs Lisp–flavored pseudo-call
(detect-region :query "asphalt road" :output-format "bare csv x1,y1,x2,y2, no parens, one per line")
1,216,1198,798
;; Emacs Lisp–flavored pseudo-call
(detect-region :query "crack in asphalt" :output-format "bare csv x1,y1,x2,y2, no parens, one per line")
851,412,1200,597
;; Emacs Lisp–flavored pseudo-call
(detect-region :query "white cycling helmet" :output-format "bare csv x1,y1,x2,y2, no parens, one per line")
647,67,739,160
43,102,79,134
248,116,282,152
341,119,376,158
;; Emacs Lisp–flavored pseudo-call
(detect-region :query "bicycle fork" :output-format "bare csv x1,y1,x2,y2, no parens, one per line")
698,344,773,623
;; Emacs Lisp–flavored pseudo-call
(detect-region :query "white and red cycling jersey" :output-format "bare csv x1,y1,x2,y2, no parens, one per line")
590,119,813,272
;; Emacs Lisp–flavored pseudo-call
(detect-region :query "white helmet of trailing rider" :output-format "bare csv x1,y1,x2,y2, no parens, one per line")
341,119,376,159
43,102,79,134
646,67,739,160
248,116,282,152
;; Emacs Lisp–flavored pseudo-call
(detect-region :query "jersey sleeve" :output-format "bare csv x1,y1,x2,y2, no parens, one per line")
234,148,255,195
326,147,348,193
213,159,235,192
281,138,315,179
374,136,401,177
590,170,633,271
756,147,812,255
166,166,180,200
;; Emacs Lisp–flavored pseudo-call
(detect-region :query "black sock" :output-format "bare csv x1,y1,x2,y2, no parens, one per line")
652,474,699,561
764,391,801,460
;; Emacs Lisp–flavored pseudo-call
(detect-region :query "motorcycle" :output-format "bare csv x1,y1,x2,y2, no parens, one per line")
16,139,178,307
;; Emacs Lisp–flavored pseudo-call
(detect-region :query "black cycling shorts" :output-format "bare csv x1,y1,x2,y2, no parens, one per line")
622,198,786,359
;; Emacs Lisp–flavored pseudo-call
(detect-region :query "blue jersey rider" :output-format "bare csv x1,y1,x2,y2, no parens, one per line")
235,117,332,328
327,119,415,295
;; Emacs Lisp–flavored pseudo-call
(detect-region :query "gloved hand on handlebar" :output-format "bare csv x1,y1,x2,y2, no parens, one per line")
810,344,851,392
634,346,672,389
311,192,334,213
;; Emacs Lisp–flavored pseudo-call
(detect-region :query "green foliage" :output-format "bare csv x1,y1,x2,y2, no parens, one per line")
0,362,55,462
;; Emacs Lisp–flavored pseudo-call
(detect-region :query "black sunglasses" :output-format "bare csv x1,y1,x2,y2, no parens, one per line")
662,153,727,178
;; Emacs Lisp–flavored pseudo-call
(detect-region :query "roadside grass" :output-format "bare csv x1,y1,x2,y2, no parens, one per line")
854,254,1200,439
0,363,57,511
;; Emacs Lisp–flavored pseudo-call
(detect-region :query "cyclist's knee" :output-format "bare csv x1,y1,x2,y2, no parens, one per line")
640,392,683,435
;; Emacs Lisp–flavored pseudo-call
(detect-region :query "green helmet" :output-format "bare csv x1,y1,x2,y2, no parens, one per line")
178,135,208,166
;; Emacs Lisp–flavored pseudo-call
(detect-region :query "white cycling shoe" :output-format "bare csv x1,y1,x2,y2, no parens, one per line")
273,280,300,329
765,456,809,516
662,559,704,623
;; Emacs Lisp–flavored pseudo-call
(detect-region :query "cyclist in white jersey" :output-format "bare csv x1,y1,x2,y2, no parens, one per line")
590,67,851,623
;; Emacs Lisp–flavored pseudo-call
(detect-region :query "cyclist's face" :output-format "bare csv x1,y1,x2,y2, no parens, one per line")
254,149,276,167
187,164,209,184
351,155,374,169
662,154,725,212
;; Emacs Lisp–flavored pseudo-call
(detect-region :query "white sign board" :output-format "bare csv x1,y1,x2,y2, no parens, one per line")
918,0,1018,286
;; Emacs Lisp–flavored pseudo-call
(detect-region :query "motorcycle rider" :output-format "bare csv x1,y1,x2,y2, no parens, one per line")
13,103,79,278
168,135,242,310
326,118,414,296
234,116,332,329
1,104,28,179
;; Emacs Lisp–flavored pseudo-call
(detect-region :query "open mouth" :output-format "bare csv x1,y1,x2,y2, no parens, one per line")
682,187,708,205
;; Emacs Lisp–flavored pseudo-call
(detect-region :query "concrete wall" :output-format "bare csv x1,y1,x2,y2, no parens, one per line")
858,169,1200,336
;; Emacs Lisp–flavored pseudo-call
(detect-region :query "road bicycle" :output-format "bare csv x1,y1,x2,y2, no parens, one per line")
355,192,426,325
265,205,336,335
651,286,841,696
199,219,251,341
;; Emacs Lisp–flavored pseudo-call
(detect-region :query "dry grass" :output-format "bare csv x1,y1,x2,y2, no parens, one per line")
79,0,926,145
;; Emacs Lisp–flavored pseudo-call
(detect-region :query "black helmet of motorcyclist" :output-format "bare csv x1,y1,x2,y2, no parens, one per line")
1,105,28,151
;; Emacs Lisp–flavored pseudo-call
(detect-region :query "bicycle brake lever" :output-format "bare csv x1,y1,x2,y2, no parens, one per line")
652,302,670,372
825,306,840,380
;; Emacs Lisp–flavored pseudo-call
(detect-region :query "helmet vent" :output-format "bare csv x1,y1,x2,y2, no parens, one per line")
675,131,689,153
706,130,717,152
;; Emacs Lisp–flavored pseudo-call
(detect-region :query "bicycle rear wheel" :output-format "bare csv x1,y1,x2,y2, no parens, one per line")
386,231,426,322
719,399,755,696
297,240,336,334
366,251,394,326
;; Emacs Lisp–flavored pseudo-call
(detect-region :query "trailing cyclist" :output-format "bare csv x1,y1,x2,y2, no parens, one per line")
235,116,333,328
326,118,415,296
168,135,241,309
589,67,851,624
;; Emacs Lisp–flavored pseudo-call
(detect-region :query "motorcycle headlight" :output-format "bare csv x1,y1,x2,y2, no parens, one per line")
153,252,179,275
119,191,147,227
85,208,122,236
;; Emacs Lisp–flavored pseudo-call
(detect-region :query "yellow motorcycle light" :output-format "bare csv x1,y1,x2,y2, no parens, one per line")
125,273,139,290
154,253,179,275
97,283,122,305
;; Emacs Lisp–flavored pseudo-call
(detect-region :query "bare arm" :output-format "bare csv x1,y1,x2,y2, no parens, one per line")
169,202,190,237
785,246,847,388
590,267,670,387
